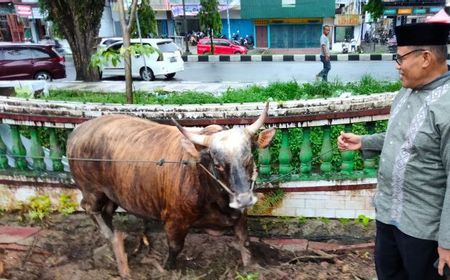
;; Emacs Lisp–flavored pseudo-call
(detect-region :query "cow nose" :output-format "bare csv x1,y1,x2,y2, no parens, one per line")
229,192,258,209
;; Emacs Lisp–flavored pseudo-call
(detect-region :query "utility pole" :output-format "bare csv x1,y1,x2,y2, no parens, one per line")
182,0,190,54
226,0,231,39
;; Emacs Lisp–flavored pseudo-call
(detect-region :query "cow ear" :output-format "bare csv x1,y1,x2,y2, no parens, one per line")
181,137,201,160
256,128,276,149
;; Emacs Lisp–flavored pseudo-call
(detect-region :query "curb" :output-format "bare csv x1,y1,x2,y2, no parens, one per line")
182,53,397,62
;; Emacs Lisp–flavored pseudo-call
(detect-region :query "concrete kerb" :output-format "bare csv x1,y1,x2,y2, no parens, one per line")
182,53,398,62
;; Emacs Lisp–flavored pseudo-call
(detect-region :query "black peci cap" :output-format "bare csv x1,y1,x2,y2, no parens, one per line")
395,22,450,46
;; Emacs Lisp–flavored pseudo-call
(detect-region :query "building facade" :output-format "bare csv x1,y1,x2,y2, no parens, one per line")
0,0,46,43
383,0,445,25
240,0,335,48
101,0,250,40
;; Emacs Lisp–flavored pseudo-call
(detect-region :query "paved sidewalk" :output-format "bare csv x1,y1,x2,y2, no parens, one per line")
49,80,264,94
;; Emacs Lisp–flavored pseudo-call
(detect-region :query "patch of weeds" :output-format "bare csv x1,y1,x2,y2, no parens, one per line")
248,189,285,215
235,272,259,280
297,215,307,225
354,214,372,227
27,195,52,222
338,218,351,225
316,216,330,224
57,193,78,215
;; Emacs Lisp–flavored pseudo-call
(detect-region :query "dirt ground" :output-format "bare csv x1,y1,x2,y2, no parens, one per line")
0,213,376,280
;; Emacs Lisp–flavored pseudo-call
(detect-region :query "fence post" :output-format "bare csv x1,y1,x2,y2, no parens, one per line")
300,127,312,178
10,125,28,170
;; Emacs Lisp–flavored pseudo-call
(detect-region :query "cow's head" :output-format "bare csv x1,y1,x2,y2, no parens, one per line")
174,103,276,210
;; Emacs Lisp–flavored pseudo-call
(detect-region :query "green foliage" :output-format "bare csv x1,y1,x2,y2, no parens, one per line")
354,214,372,227
316,216,330,224
364,0,384,21
43,77,401,105
0,206,5,216
90,44,155,69
57,193,78,215
199,0,222,54
27,195,52,222
235,272,259,280
297,215,307,225
248,189,285,215
130,0,157,37
338,217,351,225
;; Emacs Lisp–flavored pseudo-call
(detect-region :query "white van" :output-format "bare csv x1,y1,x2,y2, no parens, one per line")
100,38,184,81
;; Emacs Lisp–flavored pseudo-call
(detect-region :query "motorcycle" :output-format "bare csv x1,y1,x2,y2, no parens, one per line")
341,41,349,54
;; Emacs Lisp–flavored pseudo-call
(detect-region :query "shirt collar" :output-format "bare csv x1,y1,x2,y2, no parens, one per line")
415,70,450,91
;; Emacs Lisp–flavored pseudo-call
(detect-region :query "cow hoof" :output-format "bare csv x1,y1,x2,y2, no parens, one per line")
205,229,224,236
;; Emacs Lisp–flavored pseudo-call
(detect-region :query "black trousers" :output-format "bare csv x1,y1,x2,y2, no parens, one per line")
375,220,445,280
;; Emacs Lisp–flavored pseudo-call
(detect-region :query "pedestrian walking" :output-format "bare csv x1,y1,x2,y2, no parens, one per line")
316,25,331,82
337,22,450,280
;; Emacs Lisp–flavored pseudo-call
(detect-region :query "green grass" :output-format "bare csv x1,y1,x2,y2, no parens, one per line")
41,76,401,105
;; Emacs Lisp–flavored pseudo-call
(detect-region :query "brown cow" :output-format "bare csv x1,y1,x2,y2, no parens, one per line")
66,103,275,278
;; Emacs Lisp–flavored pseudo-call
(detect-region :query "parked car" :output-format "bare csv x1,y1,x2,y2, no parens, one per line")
197,38,248,55
0,43,66,81
97,37,123,49
100,38,184,81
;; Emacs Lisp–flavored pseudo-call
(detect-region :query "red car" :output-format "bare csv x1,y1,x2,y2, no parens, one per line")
0,43,66,81
197,38,248,55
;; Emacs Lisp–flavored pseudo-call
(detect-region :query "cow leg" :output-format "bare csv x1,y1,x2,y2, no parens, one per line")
111,230,130,279
233,213,253,266
81,191,130,278
81,192,116,240
163,219,190,269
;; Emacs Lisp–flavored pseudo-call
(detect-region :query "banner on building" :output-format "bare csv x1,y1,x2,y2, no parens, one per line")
15,4,32,17
334,14,361,26
171,4,228,17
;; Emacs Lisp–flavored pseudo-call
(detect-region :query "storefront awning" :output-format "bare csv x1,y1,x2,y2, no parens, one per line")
425,8,450,23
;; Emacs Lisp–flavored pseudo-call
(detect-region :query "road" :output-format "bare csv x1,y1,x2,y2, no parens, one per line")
63,59,400,83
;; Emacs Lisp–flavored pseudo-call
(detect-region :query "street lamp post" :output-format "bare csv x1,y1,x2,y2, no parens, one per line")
182,0,190,54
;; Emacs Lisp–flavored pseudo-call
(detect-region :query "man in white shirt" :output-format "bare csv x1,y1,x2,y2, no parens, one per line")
316,25,331,82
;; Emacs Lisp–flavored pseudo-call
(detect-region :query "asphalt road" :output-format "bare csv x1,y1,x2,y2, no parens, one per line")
63,59,400,83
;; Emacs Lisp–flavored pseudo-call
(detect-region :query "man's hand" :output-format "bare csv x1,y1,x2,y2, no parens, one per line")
325,55,330,62
437,246,450,276
337,131,362,151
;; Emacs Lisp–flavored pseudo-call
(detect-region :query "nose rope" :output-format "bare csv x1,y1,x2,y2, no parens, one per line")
198,163,235,196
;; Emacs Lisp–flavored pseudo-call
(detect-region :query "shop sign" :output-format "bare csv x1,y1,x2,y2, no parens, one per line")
15,4,32,17
413,8,426,14
383,9,396,15
398,8,412,15
171,4,228,17
334,14,361,26
430,7,443,13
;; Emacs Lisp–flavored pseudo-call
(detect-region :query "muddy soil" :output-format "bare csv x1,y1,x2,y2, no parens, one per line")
0,213,376,280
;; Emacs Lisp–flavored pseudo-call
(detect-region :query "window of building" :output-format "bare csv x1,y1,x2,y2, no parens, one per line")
282,0,296,8
335,26,354,42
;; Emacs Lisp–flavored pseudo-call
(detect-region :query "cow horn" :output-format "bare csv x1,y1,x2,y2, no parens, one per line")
171,118,210,146
246,102,269,135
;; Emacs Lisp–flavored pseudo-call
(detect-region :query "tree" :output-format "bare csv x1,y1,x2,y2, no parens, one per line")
364,0,384,21
117,0,138,104
198,0,222,54
39,0,104,81
130,0,157,38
